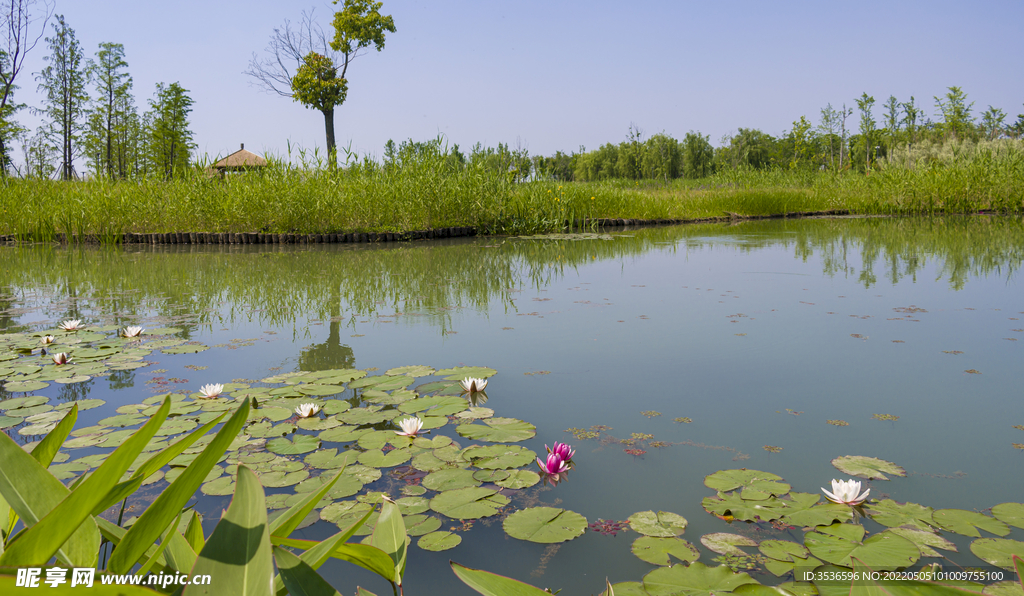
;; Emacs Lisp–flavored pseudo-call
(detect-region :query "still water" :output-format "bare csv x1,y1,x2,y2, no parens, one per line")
1,215,1022,594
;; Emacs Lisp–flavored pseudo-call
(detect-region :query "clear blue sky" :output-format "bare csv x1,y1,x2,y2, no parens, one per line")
11,0,1024,167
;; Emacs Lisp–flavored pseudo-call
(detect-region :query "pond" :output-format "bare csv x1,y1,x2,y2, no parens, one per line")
1,215,1023,594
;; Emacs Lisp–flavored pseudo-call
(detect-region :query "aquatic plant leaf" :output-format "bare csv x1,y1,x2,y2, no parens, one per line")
887,527,957,557
297,416,342,431
201,476,236,496
804,522,919,570
779,501,852,528
422,469,480,491
4,380,49,392
704,469,790,500
404,515,441,537
321,400,351,415
831,455,905,480
430,487,504,520
358,448,412,468
339,407,398,425
992,503,1024,530
401,485,426,497
456,418,536,443
260,470,309,488
161,344,209,354
503,507,586,543
933,509,1010,537
413,381,455,394
758,539,812,563
866,499,935,530
631,536,700,566
304,448,351,469
362,389,415,405
702,493,787,523
320,501,373,526
0,396,48,410
246,421,296,438
417,531,461,552
386,365,435,377
436,366,496,379
495,470,540,489
398,395,466,416
628,511,687,537
701,532,757,555
463,444,536,469
266,435,321,455
642,561,757,595
296,384,344,397
343,464,382,484
456,407,494,420
319,426,371,443
450,561,551,596
273,545,342,596
395,497,430,516
412,435,452,449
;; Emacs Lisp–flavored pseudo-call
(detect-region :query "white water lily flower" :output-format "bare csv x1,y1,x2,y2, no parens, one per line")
40,335,56,345
295,403,321,418
122,326,144,338
51,352,71,365
198,383,224,399
460,377,488,393
822,479,870,506
59,319,83,331
394,416,424,437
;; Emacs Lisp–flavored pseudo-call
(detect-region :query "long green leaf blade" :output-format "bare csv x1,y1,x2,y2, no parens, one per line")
1,398,171,567
108,400,249,574
183,466,273,596
367,496,407,586
451,561,553,596
270,456,349,539
0,424,99,567
31,403,78,467
273,545,342,596
273,537,395,582
137,512,182,577
273,510,374,596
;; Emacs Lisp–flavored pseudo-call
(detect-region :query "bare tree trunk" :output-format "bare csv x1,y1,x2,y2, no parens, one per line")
323,107,336,168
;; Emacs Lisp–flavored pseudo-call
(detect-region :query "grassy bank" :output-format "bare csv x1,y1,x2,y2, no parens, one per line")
2,138,1022,242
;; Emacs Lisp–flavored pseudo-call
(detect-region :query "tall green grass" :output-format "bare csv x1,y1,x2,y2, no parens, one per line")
2,138,1022,242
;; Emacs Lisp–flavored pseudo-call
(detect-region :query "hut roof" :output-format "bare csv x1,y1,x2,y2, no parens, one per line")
213,144,267,169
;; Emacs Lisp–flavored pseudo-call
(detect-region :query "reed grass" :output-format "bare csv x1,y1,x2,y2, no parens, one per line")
2,138,1021,242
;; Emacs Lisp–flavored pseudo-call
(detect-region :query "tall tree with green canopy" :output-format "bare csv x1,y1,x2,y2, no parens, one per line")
934,86,975,140
35,14,87,180
145,81,194,180
246,3,394,167
883,95,900,159
83,41,135,178
979,105,1005,141
855,92,875,171
1,0,52,176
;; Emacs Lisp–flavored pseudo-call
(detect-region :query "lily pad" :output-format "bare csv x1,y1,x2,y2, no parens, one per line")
200,476,237,496
4,380,49,392
405,515,442,537
319,426,371,443
992,503,1024,529
436,366,496,380
398,395,466,416
700,533,757,556
362,389,416,406
887,527,958,557
304,448,351,469
338,406,398,425
423,469,481,492
161,344,209,354
430,486,507,520
628,511,688,537
456,417,536,443
631,536,700,566
804,522,919,570
704,469,790,500
641,562,757,595
932,509,1010,537
969,538,1024,570
259,470,309,487
0,396,48,410
417,531,461,552
357,448,412,468
831,455,905,480
464,444,536,470
296,384,344,397
503,507,587,543
495,470,540,489
702,493,787,523
396,497,430,515
866,499,935,530
266,435,321,455
386,365,435,377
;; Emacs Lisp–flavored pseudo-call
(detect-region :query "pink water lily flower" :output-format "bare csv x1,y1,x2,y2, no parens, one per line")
537,452,570,475
546,442,575,462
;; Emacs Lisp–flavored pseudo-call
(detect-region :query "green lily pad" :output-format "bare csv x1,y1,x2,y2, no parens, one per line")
758,539,812,562
992,503,1024,529
704,469,790,500
456,418,536,443
0,396,48,409
831,455,906,480
200,476,237,496
362,389,416,406
402,485,427,497
405,515,442,537
411,452,460,473
463,444,536,470
702,493,786,523
338,406,398,425
357,448,412,468
456,407,493,420
246,421,296,438
413,435,453,449
969,538,1024,570
161,344,209,354
804,522,920,570
4,380,49,392
932,509,1010,537
258,470,309,487
430,486,507,520
304,448,351,469
6,404,53,417
386,365,435,377
320,501,373,532
866,499,935,530
297,416,342,431
396,497,430,516
414,381,455,394
54,398,105,411
422,469,481,492
632,536,700,566
54,375,92,384
887,527,958,557
417,531,461,551
700,533,757,556
628,511,688,537
266,435,321,455
495,470,540,489
473,470,509,483
357,430,399,450
297,384,344,396
0,415,22,429
503,507,587,544
319,425,371,443
436,366,496,379
398,395,467,416
642,562,757,595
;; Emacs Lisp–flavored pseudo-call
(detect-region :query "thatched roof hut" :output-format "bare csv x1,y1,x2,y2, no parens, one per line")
212,144,267,175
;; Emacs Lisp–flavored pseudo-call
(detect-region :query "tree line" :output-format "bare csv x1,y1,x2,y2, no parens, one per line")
535,87,1024,183
1,2,195,179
